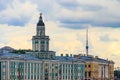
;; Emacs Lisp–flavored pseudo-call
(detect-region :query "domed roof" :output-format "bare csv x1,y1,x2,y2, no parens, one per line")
1,46,14,50
37,13,45,26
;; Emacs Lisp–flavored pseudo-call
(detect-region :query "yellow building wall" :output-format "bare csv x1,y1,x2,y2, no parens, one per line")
85,61,99,80
85,62,114,80
108,63,114,80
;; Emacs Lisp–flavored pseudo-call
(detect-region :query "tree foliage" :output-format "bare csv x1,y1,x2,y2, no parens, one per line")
114,70,120,79
12,49,32,54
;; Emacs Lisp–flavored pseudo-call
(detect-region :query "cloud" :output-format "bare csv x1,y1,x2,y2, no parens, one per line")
116,0,120,3
57,0,79,10
1,0,120,28
58,13,120,29
0,0,12,10
57,0,103,11
0,23,36,49
55,0,120,29
0,0,37,26
58,15,120,29
100,34,118,42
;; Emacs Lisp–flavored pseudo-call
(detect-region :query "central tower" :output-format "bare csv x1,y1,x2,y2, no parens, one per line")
32,13,49,51
32,13,55,59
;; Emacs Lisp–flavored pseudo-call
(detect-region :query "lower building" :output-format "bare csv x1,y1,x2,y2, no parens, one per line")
57,56,85,80
74,54,114,80
108,61,114,80
0,53,85,80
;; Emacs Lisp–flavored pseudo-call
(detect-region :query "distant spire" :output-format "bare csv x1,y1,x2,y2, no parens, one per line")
37,13,45,26
86,27,89,56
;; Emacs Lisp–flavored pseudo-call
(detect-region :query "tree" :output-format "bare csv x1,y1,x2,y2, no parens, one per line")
12,49,32,54
114,70,120,79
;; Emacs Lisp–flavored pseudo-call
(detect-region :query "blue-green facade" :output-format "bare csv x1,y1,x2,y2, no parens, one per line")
0,55,85,80
0,62,1,80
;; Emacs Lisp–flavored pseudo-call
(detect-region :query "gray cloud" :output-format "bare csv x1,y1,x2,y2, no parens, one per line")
59,18,90,29
56,0,103,11
55,0,120,29
79,4,103,11
0,16,30,26
2,18,29,26
0,0,13,10
58,16,120,29
0,0,120,29
116,0,120,3
57,0,79,10
0,0,57,26
100,34,119,42
0,0,37,26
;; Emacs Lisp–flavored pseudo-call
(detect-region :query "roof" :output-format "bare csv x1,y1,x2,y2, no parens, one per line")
0,46,14,50
56,56,85,63
96,58,109,63
78,55,114,64
78,56,97,61
0,52,39,60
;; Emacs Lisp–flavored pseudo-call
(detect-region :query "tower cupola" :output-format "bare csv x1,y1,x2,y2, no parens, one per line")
37,13,45,26
36,13,45,36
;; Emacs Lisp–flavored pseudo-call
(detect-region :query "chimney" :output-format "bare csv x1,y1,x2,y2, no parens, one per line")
70,54,72,57
66,54,69,57
61,54,63,56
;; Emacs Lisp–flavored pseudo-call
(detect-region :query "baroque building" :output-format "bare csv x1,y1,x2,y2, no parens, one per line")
0,14,85,80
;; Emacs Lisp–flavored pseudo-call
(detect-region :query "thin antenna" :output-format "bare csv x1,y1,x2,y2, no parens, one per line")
86,27,89,56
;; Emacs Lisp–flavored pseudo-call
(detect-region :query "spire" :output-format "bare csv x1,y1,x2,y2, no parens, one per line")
37,13,45,26
86,27,89,56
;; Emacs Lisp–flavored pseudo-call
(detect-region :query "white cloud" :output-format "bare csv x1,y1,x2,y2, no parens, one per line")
0,24,34,49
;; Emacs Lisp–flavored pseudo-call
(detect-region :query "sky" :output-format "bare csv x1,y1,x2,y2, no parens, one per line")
0,0,120,67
